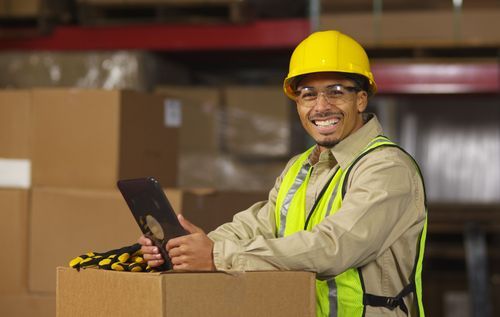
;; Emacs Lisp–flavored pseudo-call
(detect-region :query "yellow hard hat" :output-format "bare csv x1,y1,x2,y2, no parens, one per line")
283,30,377,99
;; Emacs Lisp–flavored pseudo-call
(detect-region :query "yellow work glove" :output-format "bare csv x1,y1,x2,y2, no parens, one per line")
69,243,155,272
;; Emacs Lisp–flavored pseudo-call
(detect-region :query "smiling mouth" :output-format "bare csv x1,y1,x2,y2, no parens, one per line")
312,117,340,127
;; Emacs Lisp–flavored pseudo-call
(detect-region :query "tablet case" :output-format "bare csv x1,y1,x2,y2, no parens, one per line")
117,177,187,271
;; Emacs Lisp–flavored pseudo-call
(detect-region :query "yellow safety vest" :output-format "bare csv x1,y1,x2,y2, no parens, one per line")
275,136,427,317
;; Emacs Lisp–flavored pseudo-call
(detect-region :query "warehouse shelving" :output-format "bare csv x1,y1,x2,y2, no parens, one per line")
0,18,310,51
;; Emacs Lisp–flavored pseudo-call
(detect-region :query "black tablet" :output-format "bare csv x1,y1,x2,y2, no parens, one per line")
117,177,187,271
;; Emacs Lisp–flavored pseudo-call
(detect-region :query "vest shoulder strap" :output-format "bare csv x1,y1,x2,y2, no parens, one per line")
341,136,427,205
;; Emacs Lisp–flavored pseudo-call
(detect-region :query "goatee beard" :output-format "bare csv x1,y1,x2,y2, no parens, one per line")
317,140,339,148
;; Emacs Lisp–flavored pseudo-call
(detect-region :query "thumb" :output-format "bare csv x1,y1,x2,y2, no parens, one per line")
178,214,204,234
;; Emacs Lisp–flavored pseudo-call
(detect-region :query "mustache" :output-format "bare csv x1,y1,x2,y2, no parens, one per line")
309,112,343,121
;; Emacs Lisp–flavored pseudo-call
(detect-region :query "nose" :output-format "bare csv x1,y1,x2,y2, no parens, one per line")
313,92,333,111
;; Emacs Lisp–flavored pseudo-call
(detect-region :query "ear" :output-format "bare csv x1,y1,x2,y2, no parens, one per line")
356,91,368,113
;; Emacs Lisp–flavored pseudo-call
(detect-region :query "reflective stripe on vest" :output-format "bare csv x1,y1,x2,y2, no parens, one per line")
275,135,427,317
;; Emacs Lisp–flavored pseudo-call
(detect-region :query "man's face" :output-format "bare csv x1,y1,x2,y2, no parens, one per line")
295,72,368,151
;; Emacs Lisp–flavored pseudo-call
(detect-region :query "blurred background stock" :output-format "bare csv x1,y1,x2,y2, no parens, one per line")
0,0,499,316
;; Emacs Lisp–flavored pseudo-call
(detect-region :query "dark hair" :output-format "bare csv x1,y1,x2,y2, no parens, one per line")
339,72,372,96
290,72,372,96
289,75,305,94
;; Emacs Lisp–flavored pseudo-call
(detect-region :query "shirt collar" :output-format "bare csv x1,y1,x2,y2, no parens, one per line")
305,113,383,170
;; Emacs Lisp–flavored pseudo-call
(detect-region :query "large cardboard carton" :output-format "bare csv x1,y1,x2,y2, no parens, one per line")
0,189,29,294
31,89,178,189
56,267,316,317
0,90,31,159
225,86,291,158
28,186,182,293
0,0,39,17
320,9,500,47
0,90,32,188
155,86,222,153
0,293,55,317
180,189,267,232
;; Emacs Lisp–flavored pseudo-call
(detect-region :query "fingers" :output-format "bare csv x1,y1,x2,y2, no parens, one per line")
165,235,183,251
178,214,204,234
172,262,189,270
141,245,160,257
167,244,182,257
138,235,152,246
138,235,166,268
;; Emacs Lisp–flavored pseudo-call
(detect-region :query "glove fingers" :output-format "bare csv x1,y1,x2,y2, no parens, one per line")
70,243,150,272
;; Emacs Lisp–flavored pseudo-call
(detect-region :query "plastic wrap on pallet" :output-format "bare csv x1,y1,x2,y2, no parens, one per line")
179,152,286,191
0,51,188,90
400,99,500,203
216,155,286,191
224,85,292,158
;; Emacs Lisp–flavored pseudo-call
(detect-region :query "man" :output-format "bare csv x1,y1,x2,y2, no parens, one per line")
139,30,427,317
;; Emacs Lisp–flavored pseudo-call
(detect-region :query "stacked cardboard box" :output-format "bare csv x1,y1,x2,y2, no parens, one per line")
0,91,31,301
0,0,39,17
0,88,180,315
30,89,178,189
320,9,500,47
0,91,31,189
179,189,268,232
0,90,54,316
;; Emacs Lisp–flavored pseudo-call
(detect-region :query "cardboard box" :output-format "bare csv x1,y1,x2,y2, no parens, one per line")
225,86,291,158
28,186,181,293
320,9,500,47
0,0,39,17
156,86,222,153
0,90,31,159
0,189,29,294
56,267,316,317
31,89,178,189
0,90,32,188
180,188,268,232
0,293,55,317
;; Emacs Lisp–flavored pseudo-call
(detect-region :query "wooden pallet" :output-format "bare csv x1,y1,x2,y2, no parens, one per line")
76,0,250,25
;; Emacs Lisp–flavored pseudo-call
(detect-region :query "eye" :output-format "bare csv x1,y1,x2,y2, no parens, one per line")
300,90,317,100
326,86,345,97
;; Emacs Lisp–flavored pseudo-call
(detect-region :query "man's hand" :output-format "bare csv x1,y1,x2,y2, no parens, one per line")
166,214,216,271
138,235,165,268
138,214,216,271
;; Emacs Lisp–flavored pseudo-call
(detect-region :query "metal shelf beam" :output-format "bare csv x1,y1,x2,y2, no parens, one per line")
0,19,310,51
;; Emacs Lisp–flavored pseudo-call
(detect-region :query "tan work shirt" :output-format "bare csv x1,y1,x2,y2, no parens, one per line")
208,114,426,316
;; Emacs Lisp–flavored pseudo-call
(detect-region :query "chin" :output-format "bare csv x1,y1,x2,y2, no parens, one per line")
316,137,340,148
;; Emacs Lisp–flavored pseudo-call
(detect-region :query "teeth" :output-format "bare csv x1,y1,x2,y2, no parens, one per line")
315,119,338,126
